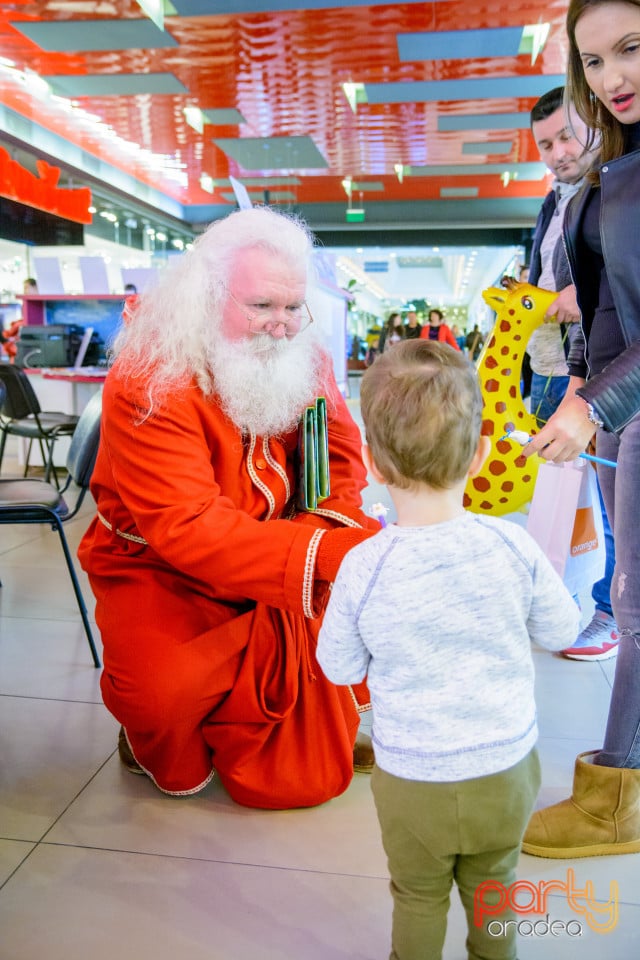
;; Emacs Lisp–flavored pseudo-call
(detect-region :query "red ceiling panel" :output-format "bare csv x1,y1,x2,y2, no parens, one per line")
0,1,570,219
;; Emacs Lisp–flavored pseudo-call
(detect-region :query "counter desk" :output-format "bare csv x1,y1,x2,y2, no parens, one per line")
20,367,107,468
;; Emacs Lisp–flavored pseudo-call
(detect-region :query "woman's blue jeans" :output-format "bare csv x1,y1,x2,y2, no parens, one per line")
592,476,615,616
532,373,615,614
531,373,570,429
594,415,640,768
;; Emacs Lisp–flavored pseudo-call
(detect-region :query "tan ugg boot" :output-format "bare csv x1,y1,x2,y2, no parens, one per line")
522,750,640,858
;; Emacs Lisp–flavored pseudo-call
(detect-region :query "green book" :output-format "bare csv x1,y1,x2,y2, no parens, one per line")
296,397,330,511
315,396,330,501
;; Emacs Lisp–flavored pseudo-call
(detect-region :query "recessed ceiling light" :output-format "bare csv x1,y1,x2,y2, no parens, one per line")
520,23,551,64
184,106,204,133
342,82,366,113
135,0,164,31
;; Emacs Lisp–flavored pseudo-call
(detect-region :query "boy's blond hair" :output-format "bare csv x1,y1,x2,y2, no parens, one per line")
360,339,482,490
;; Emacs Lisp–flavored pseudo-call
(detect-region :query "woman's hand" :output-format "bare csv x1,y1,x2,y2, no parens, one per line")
524,394,595,463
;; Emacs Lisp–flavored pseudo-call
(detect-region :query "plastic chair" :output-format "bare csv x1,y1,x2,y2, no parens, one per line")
0,390,102,667
0,365,79,488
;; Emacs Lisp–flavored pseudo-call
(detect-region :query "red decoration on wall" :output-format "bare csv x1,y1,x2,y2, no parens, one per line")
0,147,91,224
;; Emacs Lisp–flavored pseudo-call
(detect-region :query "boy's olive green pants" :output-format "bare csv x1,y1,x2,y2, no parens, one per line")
371,749,541,960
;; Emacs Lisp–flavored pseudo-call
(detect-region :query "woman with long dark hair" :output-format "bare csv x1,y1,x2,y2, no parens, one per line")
523,0,640,858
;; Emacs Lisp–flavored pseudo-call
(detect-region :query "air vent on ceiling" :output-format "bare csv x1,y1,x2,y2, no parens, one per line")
397,256,443,269
363,261,388,273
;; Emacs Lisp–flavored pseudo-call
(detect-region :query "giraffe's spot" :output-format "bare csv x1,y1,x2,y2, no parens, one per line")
522,474,532,483
515,454,527,468
485,379,500,393
463,492,471,508
485,355,498,369
499,497,509,503
500,319,512,332
488,460,507,476
488,335,497,349
501,481,514,492
472,476,491,492
481,419,495,436
495,401,507,413
500,368,512,377
496,439,511,454
480,500,494,510
514,334,522,341
509,386,517,398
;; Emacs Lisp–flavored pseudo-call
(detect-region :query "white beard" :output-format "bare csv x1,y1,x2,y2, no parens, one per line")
209,330,322,437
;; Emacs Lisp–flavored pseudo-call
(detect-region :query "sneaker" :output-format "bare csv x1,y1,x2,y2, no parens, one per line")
561,611,619,661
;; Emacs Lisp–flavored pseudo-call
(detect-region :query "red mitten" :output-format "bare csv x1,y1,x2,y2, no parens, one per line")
315,525,376,582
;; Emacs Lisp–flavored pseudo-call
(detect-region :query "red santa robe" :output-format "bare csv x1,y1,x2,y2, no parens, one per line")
78,355,377,808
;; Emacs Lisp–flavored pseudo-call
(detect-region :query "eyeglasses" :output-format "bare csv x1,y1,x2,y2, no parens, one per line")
226,288,314,337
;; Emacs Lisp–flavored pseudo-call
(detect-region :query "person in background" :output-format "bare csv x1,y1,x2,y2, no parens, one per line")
317,340,579,960
1,279,35,360
365,336,380,367
78,205,379,810
1,316,23,361
403,309,422,339
419,308,460,350
464,323,484,360
522,0,640,859
349,332,364,366
451,323,466,352
528,84,618,661
122,283,140,326
527,86,595,427
378,312,405,353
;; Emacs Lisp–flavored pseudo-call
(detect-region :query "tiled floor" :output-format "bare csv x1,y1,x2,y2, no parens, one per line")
1,393,638,959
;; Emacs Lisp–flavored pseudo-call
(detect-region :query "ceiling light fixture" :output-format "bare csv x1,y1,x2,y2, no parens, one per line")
184,106,204,134
135,0,164,31
520,22,551,65
342,82,366,114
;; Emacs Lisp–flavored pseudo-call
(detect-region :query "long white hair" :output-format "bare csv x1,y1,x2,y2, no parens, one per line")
111,206,316,411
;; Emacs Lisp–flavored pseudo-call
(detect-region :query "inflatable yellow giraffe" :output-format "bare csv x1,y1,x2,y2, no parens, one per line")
464,282,560,516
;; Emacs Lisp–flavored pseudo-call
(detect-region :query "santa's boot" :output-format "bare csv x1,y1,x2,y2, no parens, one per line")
522,750,640,858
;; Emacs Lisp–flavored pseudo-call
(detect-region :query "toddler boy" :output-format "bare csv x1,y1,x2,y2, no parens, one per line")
317,340,580,960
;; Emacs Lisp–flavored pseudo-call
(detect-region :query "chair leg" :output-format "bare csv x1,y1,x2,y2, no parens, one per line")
0,429,7,476
44,439,60,489
53,519,101,668
23,438,36,478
